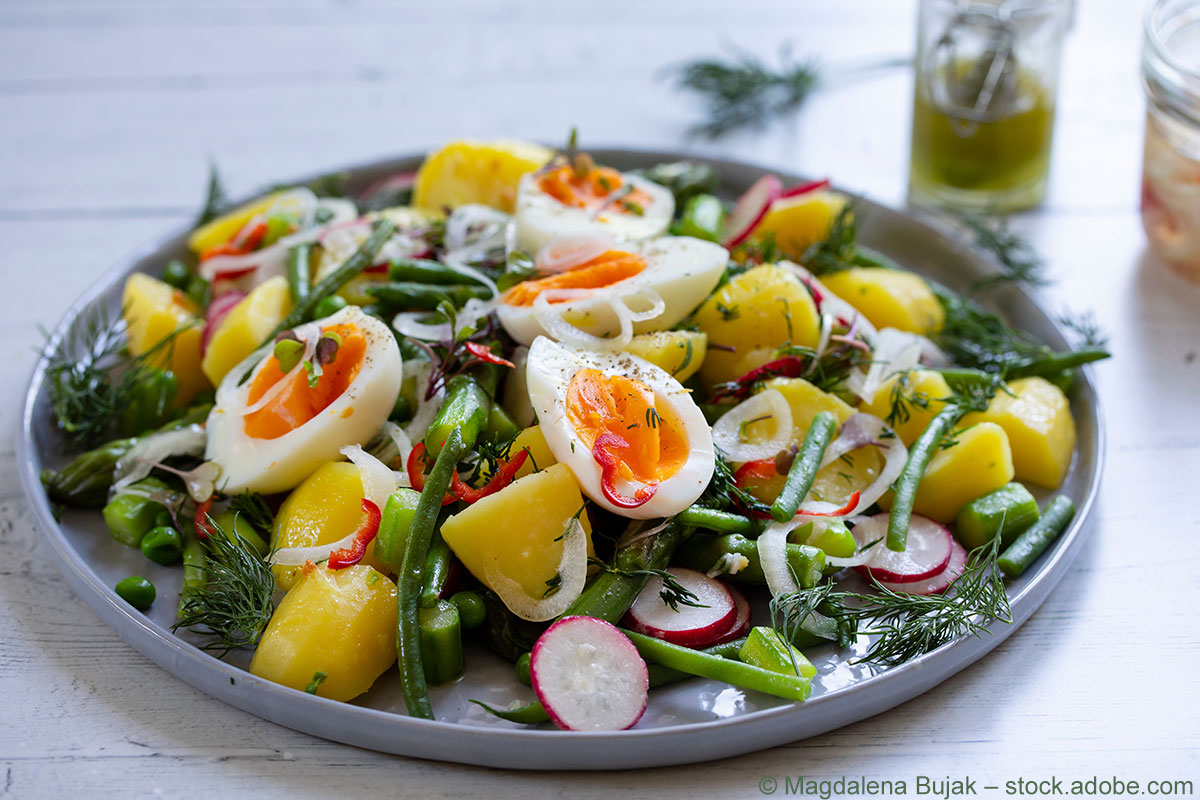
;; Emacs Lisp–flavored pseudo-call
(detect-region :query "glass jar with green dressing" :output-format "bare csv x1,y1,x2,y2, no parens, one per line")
908,0,1070,211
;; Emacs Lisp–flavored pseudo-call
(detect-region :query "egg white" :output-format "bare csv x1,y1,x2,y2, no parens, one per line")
497,235,728,347
206,305,402,494
514,171,673,254
526,336,714,519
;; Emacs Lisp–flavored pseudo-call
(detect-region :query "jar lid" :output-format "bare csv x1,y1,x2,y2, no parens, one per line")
1143,0,1200,127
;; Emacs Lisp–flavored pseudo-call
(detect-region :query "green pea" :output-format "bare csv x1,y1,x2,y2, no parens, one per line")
450,590,487,630
514,651,532,686
140,525,183,565
115,576,156,610
162,260,191,290
185,275,211,308
312,294,348,319
154,509,174,528
273,338,305,372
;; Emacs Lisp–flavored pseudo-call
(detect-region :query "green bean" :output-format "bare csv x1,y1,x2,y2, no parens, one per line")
179,524,206,616
450,590,486,630
887,403,967,551
389,258,488,285
998,495,1076,578
365,281,492,310
469,699,550,725
264,217,396,344
374,489,421,573
1006,349,1110,379
419,598,464,685
771,410,837,522
561,518,688,623
621,629,812,702
675,533,825,588
420,531,453,609
397,427,465,719
117,368,179,437
424,375,491,457
484,404,520,445
675,507,757,535
672,194,725,242
115,576,156,611
102,477,176,547
311,294,347,319
185,275,211,308
286,243,312,305
43,404,212,508
739,627,817,677
140,525,183,565
955,482,1040,549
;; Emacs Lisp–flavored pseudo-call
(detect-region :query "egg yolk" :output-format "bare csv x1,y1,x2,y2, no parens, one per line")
243,323,366,440
503,250,647,306
565,368,689,486
537,164,653,215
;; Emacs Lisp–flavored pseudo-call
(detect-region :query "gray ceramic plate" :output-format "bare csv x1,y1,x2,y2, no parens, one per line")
17,149,1104,770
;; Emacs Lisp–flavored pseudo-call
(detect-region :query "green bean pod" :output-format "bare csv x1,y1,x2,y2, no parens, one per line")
286,243,312,304
887,404,968,551
672,194,726,242
561,519,688,623
675,507,757,535
424,375,491,457
419,598,464,685
770,410,837,522
179,524,206,616
675,533,825,588
397,427,465,719
420,531,454,609
365,281,492,310
998,495,1076,578
389,258,489,285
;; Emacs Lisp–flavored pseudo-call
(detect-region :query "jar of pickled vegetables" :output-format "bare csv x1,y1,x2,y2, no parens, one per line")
909,0,1070,211
1141,0,1200,283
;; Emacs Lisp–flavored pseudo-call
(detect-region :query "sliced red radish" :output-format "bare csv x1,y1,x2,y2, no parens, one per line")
779,178,831,199
877,539,968,596
850,514,953,584
530,616,648,731
722,174,783,248
624,567,736,648
200,290,246,353
710,583,751,645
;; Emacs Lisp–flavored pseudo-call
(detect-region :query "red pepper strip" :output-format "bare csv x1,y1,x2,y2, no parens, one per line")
450,449,529,504
200,219,269,262
464,341,515,368
327,499,383,569
732,459,778,519
800,491,861,518
591,433,657,509
193,497,216,539
363,262,390,274
405,442,458,506
713,356,808,401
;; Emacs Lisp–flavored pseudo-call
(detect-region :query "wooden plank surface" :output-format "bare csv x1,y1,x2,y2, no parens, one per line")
2,0,1198,797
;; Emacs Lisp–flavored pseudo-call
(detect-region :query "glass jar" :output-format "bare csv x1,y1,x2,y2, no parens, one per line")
1141,0,1200,283
908,0,1070,211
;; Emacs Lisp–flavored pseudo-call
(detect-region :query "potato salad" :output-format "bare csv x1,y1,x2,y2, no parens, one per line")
41,136,1108,731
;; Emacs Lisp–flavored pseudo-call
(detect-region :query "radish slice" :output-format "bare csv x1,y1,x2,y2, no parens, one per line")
850,514,953,584
877,539,968,595
780,178,831,199
711,583,752,645
711,388,793,462
201,290,246,353
531,616,649,731
722,174,783,247
624,567,736,648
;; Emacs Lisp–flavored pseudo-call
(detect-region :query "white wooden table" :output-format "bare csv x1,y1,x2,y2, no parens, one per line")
2,1,1198,796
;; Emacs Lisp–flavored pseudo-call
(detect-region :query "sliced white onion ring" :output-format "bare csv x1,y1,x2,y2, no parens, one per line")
810,412,908,517
846,327,924,405
615,284,666,323
403,360,446,442
270,535,359,568
392,312,452,341
228,321,320,417
813,312,834,363
111,425,208,497
485,517,588,621
339,444,398,512
711,388,794,463
757,523,801,598
533,289,634,350
782,260,879,347
536,233,615,273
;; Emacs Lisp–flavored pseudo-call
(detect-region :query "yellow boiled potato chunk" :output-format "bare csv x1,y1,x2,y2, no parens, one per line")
507,425,557,480
694,264,820,387
121,273,209,406
200,275,293,386
751,191,848,259
860,369,953,446
441,463,592,602
249,563,397,702
822,268,945,335
272,462,387,590
881,422,1014,523
413,139,554,213
621,330,707,383
962,377,1076,488
187,192,283,255
760,376,854,439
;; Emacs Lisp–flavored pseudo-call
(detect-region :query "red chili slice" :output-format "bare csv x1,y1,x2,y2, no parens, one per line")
801,490,861,517
713,356,808,401
451,449,529,504
464,341,515,368
327,499,383,569
405,442,458,506
591,433,657,509
193,497,216,539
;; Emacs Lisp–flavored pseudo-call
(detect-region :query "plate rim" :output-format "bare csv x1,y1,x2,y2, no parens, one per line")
16,147,1106,770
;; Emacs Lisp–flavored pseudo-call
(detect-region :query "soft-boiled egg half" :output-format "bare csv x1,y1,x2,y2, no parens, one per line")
496,235,727,347
526,336,714,519
206,305,402,494
514,162,674,254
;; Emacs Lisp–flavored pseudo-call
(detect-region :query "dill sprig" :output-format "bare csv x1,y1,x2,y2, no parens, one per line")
227,492,275,533
173,517,276,656
801,203,859,277
770,537,1012,667
698,452,772,517
196,160,229,227
884,370,931,429
589,560,705,612
946,209,1050,294
672,46,820,139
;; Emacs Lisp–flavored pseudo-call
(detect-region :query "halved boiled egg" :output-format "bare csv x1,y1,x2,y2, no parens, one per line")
526,336,714,519
514,162,673,254
496,235,727,348
206,305,402,494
